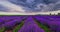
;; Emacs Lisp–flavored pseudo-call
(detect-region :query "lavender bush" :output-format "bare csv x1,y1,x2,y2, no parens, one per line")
0,15,60,32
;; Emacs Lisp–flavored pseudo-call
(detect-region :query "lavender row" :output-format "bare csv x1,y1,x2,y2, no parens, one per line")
33,16,60,32
18,17,45,32
0,16,27,31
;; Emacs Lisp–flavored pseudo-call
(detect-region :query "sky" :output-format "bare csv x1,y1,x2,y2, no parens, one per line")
0,0,60,12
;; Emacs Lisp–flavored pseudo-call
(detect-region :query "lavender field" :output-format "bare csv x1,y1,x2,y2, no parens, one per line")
0,15,60,32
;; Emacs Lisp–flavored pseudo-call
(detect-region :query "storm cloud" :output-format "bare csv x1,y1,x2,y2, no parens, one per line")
0,0,60,12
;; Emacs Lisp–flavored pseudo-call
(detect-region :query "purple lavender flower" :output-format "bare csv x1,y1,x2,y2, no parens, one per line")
0,16,60,32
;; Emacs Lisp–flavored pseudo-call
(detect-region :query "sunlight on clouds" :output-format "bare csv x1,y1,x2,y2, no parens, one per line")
0,0,25,12
0,0,60,15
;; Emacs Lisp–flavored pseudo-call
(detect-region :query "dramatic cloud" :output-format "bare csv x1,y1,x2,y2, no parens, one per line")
0,0,60,12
